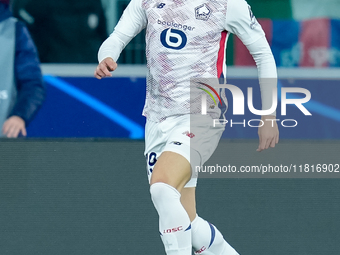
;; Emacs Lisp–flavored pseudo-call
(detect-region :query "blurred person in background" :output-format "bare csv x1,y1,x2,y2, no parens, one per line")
0,0,45,138
11,0,107,63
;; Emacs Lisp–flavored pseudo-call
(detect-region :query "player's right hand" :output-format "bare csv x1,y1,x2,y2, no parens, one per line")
94,57,117,79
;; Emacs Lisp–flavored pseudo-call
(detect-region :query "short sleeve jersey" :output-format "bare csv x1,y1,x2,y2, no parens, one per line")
114,0,265,121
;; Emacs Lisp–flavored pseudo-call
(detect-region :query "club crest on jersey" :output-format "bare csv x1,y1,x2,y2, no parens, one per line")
195,4,212,21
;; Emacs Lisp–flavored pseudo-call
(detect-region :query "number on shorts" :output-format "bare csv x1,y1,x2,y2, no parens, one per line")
148,152,158,173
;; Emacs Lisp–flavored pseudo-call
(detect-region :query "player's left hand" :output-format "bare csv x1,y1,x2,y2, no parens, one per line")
94,57,117,79
2,116,27,138
257,115,279,152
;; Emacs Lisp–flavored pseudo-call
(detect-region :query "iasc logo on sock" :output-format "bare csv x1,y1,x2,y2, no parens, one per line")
163,226,183,234
195,246,206,254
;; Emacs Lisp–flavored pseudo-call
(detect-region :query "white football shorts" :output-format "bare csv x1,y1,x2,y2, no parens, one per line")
144,114,225,188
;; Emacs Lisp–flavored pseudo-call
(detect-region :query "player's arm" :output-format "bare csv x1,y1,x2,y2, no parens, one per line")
95,0,147,79
224,0,279,151
247,39,279,152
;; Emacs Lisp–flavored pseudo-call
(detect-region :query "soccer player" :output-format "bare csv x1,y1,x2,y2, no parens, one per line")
95,0,279,254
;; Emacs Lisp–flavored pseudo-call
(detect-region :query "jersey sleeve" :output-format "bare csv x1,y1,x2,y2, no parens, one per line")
114,0,147,37
98,0,147,62
247,37,277,115
224,0,265,46
225,0,277,115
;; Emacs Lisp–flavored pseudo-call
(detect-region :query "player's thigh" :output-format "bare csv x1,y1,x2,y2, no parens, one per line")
181,187,196,222
150,151,191,192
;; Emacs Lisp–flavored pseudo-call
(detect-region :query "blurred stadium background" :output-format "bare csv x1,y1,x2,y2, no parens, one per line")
1,0,340,254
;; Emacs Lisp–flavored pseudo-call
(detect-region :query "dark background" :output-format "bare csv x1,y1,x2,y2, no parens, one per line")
1,139,339,255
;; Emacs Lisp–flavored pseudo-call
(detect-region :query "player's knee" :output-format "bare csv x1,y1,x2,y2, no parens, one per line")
150,171,169,186
150,182,163,205
150,182,181,210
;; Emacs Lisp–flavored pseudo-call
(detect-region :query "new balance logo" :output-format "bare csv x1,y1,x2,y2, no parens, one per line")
171,141,183,146
156,3,166,8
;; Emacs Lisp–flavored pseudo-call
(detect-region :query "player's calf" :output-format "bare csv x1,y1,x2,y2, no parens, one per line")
150,182,192,255
192,216,239,255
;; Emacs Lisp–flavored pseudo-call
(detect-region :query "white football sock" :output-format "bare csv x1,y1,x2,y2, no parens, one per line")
150,183,192,255
191,215,239,255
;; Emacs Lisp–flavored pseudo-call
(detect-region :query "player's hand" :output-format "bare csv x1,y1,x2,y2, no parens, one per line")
257,115,279,152
2,116,27,138
94,57,117,79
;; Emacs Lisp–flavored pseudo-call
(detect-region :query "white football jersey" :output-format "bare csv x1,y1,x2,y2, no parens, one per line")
101,0,273,121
